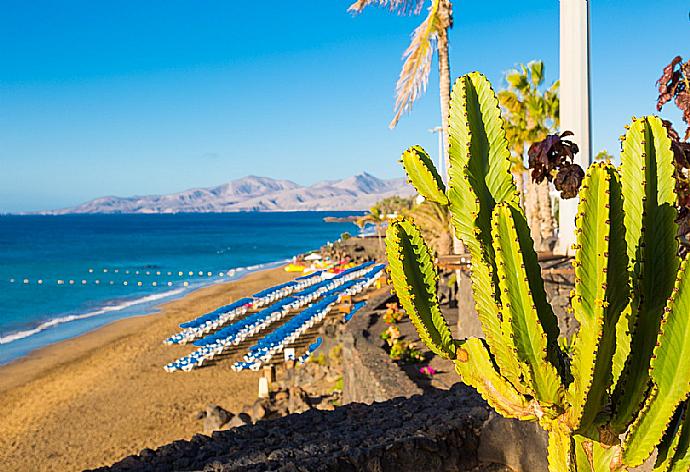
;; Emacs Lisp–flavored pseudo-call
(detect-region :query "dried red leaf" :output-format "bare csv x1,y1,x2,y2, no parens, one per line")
657,56,690,140
554,163,585,200
527,131,583,199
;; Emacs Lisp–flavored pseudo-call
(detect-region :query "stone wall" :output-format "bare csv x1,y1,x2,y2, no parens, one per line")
93,385,493,472
340,292,422,404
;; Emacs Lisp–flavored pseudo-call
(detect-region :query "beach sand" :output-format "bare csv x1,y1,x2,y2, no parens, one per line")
0,266,295,472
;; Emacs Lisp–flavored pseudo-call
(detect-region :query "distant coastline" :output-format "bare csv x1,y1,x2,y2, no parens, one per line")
28,173,413,215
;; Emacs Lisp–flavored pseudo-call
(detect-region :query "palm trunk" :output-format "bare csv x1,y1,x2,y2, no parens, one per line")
525,177,556,252
437,1,452,184
437,1,472,336
536,180,555,251
525,177,543,251
437,0,457,256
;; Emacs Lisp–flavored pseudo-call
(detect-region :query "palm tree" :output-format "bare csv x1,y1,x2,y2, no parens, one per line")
356,197,414,250
372,195,414,215
349,0,453,168
405,200,452,256
498,60,559,252
355,204,387,251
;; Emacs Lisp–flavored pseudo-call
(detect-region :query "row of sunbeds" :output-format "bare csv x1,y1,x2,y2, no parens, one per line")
162,262,380,372
233,266,384,370
162,270,327,345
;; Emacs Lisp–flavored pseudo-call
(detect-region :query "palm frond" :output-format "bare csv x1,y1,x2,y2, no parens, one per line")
405,201,453,255
348,0,427,15
389,0,441,128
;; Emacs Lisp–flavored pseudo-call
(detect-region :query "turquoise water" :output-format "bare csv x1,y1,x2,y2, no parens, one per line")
0,212,358,365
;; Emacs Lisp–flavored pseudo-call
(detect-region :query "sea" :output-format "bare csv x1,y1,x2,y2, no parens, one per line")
0,212,359,365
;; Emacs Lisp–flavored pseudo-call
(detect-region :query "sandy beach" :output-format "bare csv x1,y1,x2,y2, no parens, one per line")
0,266,295,472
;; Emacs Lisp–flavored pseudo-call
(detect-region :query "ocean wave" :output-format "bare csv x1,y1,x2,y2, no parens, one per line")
0,288,186,345
226,259,289,274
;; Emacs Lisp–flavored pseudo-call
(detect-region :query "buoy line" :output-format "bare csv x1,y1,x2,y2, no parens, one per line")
7,264,246,287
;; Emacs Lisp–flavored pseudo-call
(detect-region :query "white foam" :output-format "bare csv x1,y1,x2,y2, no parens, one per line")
0,288,185,345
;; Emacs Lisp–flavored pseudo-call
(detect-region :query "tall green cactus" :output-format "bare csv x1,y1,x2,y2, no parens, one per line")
387,72,689,471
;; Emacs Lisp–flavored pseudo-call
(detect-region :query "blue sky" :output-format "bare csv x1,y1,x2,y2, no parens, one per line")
1,0,688,212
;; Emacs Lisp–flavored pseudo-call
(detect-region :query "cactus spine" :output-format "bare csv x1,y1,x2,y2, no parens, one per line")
387,72,689,471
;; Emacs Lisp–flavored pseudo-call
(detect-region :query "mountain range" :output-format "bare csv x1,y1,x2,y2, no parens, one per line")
39,173,415,214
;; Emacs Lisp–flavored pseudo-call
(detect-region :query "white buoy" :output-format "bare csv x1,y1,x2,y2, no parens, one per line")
167,271,172,276
69,280,75,285
183,281,189,287
135,271,140,275
57,280,64,285
152,281,157,287
167,282,173,286
178,271,183,276
198,271,203,276
125,270,130,274
81,280,87,285
114,269,119,273
110,281,114,285
137,281,143,287
188,271,193,276
156,271,161,275
37,279,43,285
88,269,94,273
219,272,225,277
207,271,212,277
23,279,29,284
123,281,128,286
95,280,100,285
146,271,150,276
9,278,15,283
104,269,108,273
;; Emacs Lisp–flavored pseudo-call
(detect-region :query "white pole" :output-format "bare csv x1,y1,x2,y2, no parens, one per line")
557,0,592,255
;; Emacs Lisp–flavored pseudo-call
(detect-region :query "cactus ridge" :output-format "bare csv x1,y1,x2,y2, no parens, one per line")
653,403,687,472
401,145,449,205
664,402,690,471
623,256,690,466
447,72,525,391
567,162,629,432
385,217,456,359
573,434,623,472
491,202,563,407
453,338,538,420
548,427,575,472
611,116,680,433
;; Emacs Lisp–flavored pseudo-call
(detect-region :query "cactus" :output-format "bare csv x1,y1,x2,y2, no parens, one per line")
385,71,690,471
